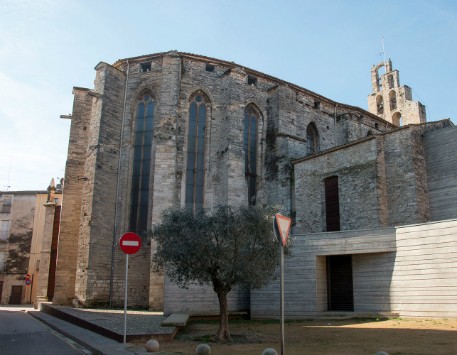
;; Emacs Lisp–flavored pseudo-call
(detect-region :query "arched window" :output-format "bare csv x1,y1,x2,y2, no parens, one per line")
306,123,319,155
185,94,207,211
130,94,154,234
367,130,373,136
244,105,259,206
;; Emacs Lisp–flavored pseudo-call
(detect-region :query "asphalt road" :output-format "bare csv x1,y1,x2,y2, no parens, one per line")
0,309,89,355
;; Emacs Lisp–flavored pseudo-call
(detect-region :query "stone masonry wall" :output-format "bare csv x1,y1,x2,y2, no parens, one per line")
78,62,132,306
294,124,439,235
383,126,429,226
61,51,398,310
423,124,457,221
294,137,382,233
54,89,92,305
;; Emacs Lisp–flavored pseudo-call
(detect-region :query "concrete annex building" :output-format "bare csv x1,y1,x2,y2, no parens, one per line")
54,51,457,317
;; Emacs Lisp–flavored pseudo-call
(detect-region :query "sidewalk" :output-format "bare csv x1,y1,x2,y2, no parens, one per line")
1,304,180,355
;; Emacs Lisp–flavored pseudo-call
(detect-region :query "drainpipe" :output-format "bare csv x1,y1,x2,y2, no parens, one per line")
109,59,130,307
334,103,338,147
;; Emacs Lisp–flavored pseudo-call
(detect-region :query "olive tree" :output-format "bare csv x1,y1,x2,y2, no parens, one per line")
151,205,284,341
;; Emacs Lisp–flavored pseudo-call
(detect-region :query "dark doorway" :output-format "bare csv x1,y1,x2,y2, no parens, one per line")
9,285,23,304
47,205,61,300
327,255,354,311
0,281,3,302
324,176,340,231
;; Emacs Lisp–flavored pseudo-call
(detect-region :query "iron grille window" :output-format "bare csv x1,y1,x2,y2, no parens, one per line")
130,94,154,234
244,106,258,206
185,95,207,211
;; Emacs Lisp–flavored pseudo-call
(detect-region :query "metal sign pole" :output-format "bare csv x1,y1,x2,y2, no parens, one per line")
273,213,291,355
280,243,285,355
123,254,129,344
119,232,141,344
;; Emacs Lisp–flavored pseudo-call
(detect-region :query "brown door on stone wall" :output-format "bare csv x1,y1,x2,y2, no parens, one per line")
9,285,23,304
327,255,354,311
324,176,340,231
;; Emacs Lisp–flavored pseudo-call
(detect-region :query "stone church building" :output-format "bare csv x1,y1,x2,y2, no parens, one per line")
53,51,457,317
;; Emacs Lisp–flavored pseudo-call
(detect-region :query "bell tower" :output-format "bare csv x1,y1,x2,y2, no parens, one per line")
368,59,426,126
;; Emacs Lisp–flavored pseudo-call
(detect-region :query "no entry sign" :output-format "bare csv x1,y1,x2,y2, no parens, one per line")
119,232,141,254
119,232,141,343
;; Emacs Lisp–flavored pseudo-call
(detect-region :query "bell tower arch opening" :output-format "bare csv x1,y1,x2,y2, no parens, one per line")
392,112,402,127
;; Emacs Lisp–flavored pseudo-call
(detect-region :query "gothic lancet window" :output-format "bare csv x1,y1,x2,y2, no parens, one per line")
306,123,319,155
244,105,259,206
185,94,207,211
130,94,154,234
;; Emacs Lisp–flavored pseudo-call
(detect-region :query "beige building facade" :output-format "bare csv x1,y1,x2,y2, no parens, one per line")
0,191,41,304
0,180,62,305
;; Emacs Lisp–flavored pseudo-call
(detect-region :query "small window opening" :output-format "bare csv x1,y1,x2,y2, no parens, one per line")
375,123,379,129
314,101,321,109
205,63,215,72
247,75,257,86
1,196,12,213
140,62,151,72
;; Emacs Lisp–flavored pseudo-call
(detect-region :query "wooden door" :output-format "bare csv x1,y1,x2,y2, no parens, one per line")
9,285,23,304
325,176,340,231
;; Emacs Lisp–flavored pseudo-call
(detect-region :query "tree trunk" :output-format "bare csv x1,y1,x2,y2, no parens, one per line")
215,290,231,341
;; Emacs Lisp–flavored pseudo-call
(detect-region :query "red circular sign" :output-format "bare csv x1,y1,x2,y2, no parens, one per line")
119,232,142,254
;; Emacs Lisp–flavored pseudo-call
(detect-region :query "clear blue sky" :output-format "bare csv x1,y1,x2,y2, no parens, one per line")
1,0,456,191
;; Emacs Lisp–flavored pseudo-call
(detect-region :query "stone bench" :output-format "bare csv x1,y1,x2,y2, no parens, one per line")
161,313,190,327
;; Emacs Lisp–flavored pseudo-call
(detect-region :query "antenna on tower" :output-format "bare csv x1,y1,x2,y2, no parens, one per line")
381,36,387,73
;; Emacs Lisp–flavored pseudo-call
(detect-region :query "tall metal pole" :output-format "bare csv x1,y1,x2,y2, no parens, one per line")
280,244,285,355
123,254,129,344
110,59,130,307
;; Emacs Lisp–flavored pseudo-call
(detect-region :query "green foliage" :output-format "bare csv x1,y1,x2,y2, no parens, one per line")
151,205,283,292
